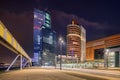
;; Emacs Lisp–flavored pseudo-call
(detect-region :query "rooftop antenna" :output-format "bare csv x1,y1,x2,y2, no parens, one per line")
72,15,78,25
72,15,75,25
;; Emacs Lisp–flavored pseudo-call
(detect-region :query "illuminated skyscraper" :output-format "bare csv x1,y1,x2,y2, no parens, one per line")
67,20,86,62
33,9,56,66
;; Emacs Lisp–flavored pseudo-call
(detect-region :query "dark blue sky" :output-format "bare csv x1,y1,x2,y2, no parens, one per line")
40,0,120,40
0,0,120,58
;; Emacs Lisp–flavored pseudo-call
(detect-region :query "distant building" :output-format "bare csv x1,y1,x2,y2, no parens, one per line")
86,34,120,67
67,20,86,62
33,9,57,66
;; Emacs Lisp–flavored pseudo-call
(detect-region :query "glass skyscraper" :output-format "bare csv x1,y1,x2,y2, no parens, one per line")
33,9,56,66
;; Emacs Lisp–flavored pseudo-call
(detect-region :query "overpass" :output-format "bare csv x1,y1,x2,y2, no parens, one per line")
0,21,31,71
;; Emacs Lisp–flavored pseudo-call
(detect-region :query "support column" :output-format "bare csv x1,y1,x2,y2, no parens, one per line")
119,51,120,67
23,60,28,68
55,56,57,69
20,55,22,70
60,43,62,70
104,49,109,69
6,55,19,71
77,58,78,68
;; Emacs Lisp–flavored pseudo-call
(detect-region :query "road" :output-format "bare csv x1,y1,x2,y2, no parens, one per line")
0,67,120,80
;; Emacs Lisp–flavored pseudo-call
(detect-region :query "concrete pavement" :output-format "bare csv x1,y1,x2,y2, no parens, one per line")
61,67,120,78
0,67,120,80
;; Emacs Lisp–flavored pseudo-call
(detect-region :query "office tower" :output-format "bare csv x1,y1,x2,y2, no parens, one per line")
67,20,86,62
33,9,56,66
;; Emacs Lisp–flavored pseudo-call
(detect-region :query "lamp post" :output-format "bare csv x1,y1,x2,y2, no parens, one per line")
59,37,64,70
105,49,109,69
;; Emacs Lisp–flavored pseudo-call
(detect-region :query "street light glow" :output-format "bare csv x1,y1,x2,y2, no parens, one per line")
106,49,109,52
59,37,64,44
58,37,64,70
59,37,62,41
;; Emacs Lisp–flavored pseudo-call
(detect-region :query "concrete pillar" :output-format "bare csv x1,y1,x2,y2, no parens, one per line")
20,55,22,70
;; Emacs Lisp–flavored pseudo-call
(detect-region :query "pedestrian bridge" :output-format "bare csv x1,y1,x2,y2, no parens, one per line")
0,21,31,71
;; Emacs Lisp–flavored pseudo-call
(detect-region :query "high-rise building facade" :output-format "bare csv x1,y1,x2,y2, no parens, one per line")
33,9,56,66
67,20,86,62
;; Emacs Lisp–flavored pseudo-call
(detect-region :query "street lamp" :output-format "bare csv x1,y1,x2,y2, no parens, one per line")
59,37,64,70
105,49,109,69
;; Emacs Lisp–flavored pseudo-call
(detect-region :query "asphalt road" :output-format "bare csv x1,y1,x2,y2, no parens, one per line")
0,68,120,80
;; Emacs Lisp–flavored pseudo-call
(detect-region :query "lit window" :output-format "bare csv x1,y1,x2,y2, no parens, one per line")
45,13,50,20
34,14,37,18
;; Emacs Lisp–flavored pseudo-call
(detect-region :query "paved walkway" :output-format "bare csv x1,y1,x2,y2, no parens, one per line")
0,68,120,80
62,68,120,78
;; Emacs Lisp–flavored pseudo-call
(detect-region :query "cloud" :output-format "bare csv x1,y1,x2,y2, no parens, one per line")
50,10,120,41
51,10,110,30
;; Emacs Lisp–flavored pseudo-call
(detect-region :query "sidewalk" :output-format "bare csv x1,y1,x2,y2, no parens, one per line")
107,67,120,71
31,66,120,77
56,67,120,78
